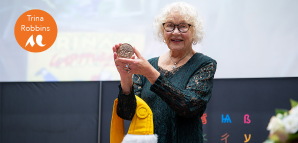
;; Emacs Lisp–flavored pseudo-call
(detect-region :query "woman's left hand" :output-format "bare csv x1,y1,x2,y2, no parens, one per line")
114,47,160,84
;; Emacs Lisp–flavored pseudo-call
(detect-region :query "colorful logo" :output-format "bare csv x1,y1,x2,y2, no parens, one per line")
203,134,207,141
222,114,232,123
201,113,207,125
221,133,229,143
14,9,58,52
244,114,251,124
244,134,251,142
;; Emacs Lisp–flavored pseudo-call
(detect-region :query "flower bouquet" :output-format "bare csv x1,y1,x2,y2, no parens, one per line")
264,99,298,143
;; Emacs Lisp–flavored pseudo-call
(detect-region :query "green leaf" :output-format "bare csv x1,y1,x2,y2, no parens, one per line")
275,109,288,115
290,99,298,108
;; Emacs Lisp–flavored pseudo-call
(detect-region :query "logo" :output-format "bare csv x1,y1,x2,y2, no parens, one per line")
222,114,232,123
221,133,229,143
244,114,251,124
201,113,207,125
203,134,207,141
244,134,251,142
14,9,57,52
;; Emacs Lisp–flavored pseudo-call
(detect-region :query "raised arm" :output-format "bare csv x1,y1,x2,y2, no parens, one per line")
114,44,158,120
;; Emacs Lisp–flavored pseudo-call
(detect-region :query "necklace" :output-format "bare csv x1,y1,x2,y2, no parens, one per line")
169,50,192,69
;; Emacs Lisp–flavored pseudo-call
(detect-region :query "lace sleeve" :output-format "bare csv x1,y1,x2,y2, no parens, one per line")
116,74,143,120
150,61,217,118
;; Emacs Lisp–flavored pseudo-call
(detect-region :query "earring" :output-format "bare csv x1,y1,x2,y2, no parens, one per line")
192,39,196,45
163,39,166,43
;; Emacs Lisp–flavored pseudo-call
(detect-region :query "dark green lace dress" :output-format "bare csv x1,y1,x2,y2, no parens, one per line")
117,53,217,143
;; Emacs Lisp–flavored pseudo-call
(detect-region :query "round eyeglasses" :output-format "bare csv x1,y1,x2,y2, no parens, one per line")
163,22,192,33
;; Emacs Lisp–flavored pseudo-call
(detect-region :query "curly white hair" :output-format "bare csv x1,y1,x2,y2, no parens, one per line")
153,2,204,45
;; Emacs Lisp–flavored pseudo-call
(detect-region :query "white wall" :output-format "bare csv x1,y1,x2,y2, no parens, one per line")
0,0,297,81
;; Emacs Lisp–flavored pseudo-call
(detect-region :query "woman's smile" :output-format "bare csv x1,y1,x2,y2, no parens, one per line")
171,38,183,44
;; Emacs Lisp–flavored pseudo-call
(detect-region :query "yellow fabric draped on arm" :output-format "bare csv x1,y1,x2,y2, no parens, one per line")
110,95,155,143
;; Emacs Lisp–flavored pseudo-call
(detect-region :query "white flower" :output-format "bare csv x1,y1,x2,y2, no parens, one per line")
276,113,283,119
267,116,289,142
289,105,298,116
282,114,298,133
267,116,285,135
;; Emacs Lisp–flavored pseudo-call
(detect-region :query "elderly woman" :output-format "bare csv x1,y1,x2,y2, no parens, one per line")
112,2,217,143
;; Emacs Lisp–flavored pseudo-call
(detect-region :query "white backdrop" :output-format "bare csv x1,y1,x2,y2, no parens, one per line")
0,0,297,81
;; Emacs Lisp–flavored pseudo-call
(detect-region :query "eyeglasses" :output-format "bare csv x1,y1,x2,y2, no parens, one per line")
162,22,192,33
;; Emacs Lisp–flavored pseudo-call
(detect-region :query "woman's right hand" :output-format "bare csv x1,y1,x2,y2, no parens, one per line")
113,43,135,78
113,43,135,94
